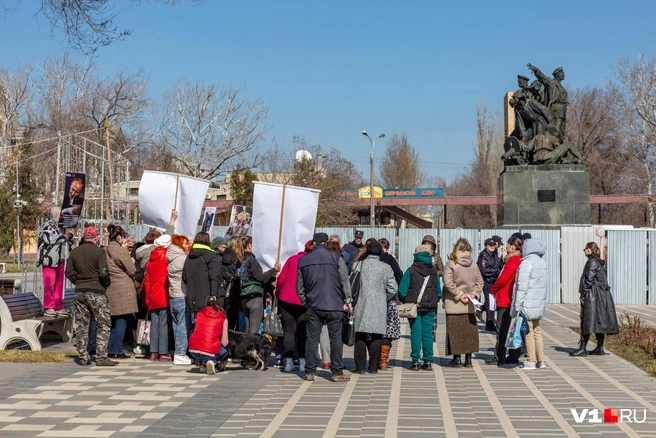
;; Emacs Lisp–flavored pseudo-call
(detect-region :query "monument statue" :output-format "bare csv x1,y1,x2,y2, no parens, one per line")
503,63,583,166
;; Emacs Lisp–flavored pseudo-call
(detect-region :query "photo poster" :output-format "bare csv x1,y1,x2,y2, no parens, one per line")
224,205,253,238
202,207,217,234
252,182,320,271
138,170,210,238
58,172,86,228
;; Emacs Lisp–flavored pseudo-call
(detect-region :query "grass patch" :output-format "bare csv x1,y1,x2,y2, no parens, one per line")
569,312,656,378
0,350,76,363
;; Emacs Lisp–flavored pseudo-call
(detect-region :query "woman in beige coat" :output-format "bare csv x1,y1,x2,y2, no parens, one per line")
105,224,138,359
442,238,483,368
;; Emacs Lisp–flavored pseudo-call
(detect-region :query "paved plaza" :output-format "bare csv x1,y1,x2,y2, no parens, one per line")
1,304,656,437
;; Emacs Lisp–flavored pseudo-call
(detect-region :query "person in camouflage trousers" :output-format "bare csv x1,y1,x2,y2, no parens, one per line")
66,227,117,366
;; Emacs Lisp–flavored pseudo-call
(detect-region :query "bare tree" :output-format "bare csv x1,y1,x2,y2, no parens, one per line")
2,1,206,54
160,77,269,180
379,130,425,188
0,62,33,179
614,53,656,227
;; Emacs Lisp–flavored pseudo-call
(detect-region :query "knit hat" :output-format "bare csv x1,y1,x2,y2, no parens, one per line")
154,234,172,248
422,235,437,249
367,241,383,255
313,233,329,243
415,244,432,255
211,236,228,249
510,232,523,240
83,227,98,238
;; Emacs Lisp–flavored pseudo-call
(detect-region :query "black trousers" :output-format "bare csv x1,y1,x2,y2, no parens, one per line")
305,309,344,375
354,332,383,372
279,300,307,359
494,307,522,364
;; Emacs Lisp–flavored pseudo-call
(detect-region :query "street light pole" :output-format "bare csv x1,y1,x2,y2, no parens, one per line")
362,131,385,228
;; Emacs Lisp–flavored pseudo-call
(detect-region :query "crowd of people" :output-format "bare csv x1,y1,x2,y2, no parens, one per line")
38,208,619,377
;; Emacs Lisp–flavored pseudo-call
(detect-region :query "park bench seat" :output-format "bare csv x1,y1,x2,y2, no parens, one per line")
0,289,75,350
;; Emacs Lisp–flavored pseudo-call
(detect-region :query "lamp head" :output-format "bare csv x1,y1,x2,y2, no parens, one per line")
361,130,368,136
378,133,385,139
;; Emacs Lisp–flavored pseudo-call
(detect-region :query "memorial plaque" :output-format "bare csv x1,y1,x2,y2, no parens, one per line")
537,190,556,202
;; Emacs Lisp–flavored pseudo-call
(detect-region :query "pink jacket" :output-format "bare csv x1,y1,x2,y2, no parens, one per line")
275,251,306,305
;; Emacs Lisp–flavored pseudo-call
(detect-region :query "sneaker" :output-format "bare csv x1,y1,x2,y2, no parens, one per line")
485,359,499,365
331,373,350,382
410,362,421,371
96,358,118,367
44,309,58,317
323,363,331,369
159,354,173,361
218,359,228,372
299,359,306,373
421,361,433,371
206,360,216,375
303,373,315,381
133,346,143,355
521,361,536,370
537,361,547,369
284,358,294,372
76,357,91,366
173,354,192,365
108,353,130,359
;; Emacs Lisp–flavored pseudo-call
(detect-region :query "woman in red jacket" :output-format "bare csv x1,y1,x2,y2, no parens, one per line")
189,296,229,374
142,235,172,361
486,236,523,367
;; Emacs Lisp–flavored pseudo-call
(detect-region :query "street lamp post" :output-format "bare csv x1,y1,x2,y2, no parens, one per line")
362,131,385,228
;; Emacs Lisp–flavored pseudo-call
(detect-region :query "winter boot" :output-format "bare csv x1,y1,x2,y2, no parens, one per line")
444,355,462,367
464,353,473,368
379,345,391,370
569,339,588,357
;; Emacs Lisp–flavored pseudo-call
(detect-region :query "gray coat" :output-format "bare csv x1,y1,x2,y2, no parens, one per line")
352,257,397,335
512,238,547,320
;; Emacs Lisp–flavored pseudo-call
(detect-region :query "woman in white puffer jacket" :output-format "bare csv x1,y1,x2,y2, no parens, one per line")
511,238,547,370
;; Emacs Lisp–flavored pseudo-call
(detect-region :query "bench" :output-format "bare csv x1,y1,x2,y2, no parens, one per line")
0,288,75,350
0,279,20,296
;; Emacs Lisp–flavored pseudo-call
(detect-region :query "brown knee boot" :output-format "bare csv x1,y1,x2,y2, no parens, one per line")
379,345,391,370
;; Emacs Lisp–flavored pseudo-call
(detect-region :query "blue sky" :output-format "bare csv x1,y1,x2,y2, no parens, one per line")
1,0,655,183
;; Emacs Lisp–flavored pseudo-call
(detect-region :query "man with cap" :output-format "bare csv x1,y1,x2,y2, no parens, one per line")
66,227,116,366
297,232,352,382
421,235,444,277
477,238,504,332
342,230,364,268
491,235,506,259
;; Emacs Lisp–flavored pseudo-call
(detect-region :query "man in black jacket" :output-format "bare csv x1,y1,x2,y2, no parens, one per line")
477,238,504,332
297,233,352,382
66,227,116,367
342,230,364,268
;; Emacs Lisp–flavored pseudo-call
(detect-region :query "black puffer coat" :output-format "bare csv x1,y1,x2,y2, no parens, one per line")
183,244,224,312
579,256,619,335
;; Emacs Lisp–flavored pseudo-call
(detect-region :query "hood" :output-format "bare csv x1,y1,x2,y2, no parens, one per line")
135,243,153,257
167,244,186,262
188,244,215,259
199,306,223,319
412,252,435,275
221,247,238,265
523,238,546,258
454,251,473,267
149,246,168,263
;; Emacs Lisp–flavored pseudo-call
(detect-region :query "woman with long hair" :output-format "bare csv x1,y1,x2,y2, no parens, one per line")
350,240,397,374
485,236,523,367
377,238,402,370
239,237,280,334
105,224,138,359
167,234,192,365
443,238,483,368
182,232,223,317
570,242,619,357
189,296,229,374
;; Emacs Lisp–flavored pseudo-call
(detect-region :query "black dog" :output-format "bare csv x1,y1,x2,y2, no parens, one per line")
227,331,274,371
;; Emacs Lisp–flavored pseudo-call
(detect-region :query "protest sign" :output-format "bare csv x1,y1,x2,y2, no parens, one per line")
138,171,209,238
225,205,252,238
202,207,217,233
59,172,86,228
252,182,320,271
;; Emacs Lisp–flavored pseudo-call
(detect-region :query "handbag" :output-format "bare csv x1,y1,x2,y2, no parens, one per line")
505,314,525,349
137,314,151,346
342,310,355,347
263,297,284,337
398,275,430,318
349,261,363,307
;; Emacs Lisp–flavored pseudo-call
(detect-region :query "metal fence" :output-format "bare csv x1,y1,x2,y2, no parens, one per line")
607,230,648,305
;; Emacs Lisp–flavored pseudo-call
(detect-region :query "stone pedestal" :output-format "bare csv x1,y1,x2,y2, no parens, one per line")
497,164,590,227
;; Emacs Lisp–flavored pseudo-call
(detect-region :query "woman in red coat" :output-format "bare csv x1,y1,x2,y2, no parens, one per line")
142,235,171,361
486,236,523,367
189,296,229,374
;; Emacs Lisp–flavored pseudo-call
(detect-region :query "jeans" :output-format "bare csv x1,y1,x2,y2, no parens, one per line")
108,314,130,355
191,346,228,365
408,311,435,363
279,300,307,359
494,307,522,364
354,332,383,372
242,295,264,334
525,319,543,363
150,308,170,355
42,264,65,310
305,308,344,375
170,297,190,355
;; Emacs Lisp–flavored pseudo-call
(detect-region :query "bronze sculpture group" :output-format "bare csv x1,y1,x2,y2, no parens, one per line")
503,64,584,165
